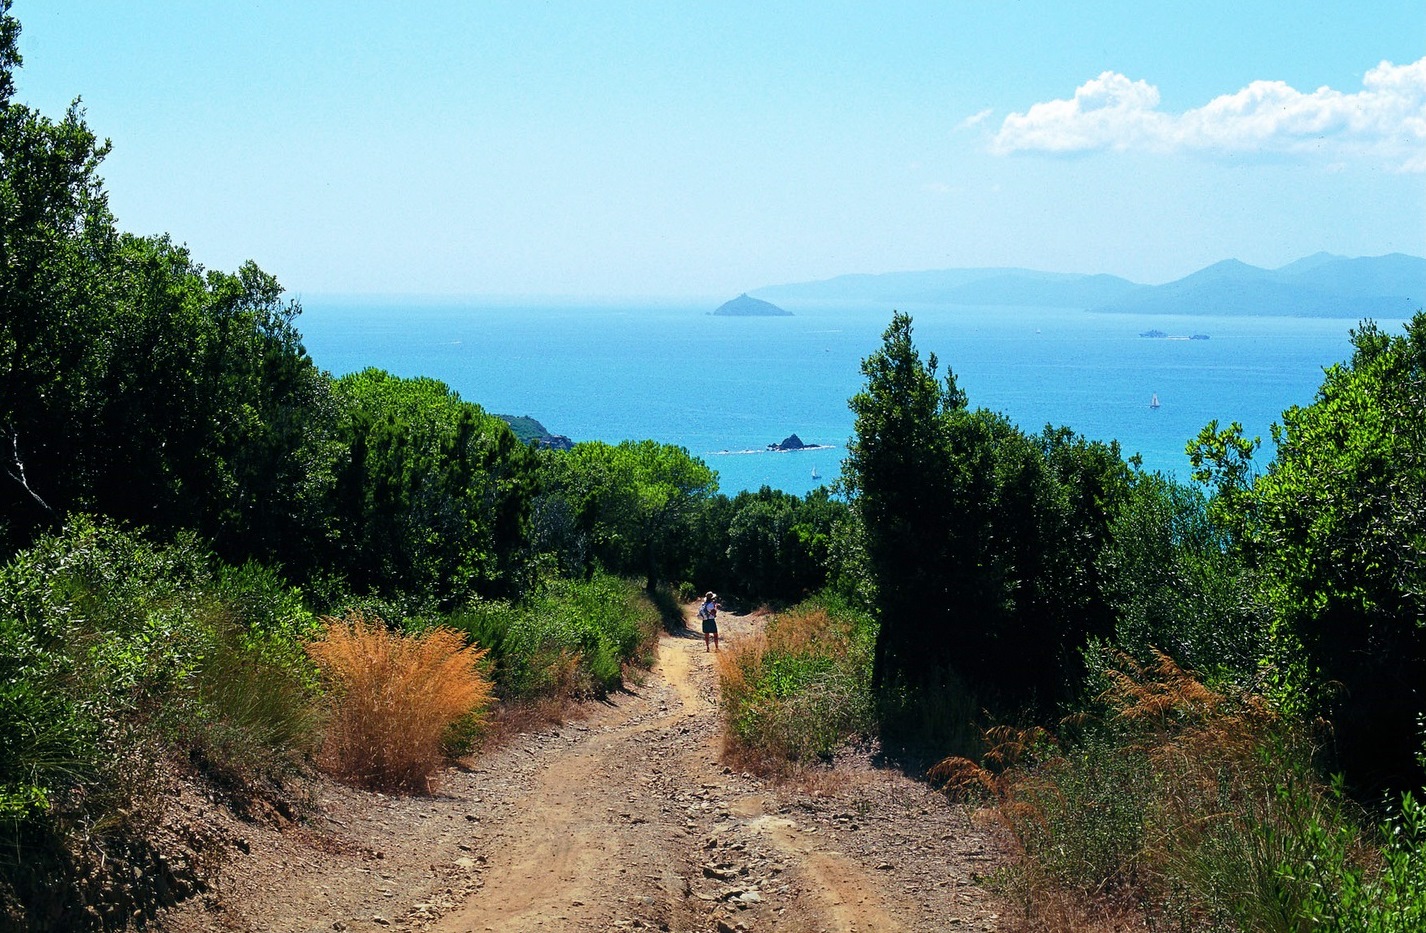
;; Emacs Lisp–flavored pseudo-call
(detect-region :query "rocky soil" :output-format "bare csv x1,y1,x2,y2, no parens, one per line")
157,607,1011,932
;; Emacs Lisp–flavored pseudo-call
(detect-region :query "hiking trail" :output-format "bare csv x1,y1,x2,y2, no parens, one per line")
159,606,1007,932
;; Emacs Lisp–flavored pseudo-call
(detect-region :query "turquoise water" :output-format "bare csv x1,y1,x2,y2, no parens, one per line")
296,298,1405,497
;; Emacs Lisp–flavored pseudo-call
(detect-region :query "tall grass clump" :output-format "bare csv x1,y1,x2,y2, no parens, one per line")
163,561,325,793
447,573,662,702
718,594,874,771
934,649,1426,931
306,612,493,792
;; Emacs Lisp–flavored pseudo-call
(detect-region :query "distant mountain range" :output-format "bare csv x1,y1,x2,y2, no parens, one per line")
750,252,1425,318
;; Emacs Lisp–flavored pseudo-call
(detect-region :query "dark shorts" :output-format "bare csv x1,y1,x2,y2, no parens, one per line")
701,618,718,634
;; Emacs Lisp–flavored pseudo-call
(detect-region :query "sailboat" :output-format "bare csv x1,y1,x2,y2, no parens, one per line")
811,465,821,480
1150,393,1161,409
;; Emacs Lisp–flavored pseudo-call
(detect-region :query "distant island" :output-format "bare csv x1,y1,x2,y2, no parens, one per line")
746,252,1424,319
498,414,573,450
713,293,792,317
1141,329,1209,340
767,434,832,452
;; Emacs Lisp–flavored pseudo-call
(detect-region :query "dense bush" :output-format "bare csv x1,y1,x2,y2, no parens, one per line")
0,518,323,927
717,595,875,769
535,439,717,588
446,573,663,701
691,486,847,603
1226,313,1425,789
1098,471,1270,685
844,312,1131,720
327,369,536,605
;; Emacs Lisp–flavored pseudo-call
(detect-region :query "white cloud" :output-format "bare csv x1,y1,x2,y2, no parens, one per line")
958,108,994,130
992,57,1426,171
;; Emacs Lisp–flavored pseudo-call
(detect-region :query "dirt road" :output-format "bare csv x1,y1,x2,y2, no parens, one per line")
161,607,1006,932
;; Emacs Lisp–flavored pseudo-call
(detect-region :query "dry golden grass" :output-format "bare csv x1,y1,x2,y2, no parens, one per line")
306,612,493,793
715,628,769,699
765,606,839,653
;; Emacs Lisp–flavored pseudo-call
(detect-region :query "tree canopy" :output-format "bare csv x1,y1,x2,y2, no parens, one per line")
1248,314,1425,786
844,313,1131,712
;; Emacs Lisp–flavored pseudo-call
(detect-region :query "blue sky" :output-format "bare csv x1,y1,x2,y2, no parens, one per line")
13,1,1426,299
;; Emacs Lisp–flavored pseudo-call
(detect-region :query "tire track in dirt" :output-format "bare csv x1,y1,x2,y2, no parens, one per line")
733,800,906,933
430,606,925,932
427,615,716,932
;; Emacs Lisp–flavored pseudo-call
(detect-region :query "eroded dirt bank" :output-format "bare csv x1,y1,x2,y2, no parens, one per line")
159,608,1007,932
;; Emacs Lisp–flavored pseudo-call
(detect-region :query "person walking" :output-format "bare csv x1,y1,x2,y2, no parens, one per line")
698,591,720,652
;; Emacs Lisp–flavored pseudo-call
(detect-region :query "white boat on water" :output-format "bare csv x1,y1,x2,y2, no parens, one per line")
811,466,821,480
1150,393,1161,409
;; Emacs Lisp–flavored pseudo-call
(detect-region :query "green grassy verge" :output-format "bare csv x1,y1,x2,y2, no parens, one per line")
716,593,875,771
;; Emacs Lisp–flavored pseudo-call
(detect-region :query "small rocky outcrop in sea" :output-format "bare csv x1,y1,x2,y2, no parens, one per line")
767,434,809,451
713,294,792,316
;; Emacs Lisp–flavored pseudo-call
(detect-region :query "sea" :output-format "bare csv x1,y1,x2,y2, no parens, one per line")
296,298,1410,498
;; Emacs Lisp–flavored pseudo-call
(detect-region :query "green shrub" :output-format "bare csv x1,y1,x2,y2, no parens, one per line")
718,596,874,767
175,621,324,789
446,573,661,702
0,520,207,833
0,519,326,924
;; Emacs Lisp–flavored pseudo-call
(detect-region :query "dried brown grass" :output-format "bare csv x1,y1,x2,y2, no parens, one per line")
1100,649,1276,755
998,882,1148,933
715,628,769,700
933,651,1279,806
714,606,840,710
306,612,494,793
931,650,1362,932
930,724,1060,803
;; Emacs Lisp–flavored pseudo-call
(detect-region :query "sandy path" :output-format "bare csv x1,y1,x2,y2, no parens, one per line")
160,605,1005,933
